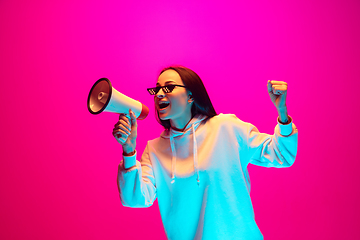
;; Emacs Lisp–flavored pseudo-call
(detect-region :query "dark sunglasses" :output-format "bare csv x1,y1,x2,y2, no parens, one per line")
147,84,187,95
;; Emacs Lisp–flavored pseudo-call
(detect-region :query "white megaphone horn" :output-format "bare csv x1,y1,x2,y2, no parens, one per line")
87,78,149,120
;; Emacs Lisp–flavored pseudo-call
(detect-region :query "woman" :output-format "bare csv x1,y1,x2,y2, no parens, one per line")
114,66,298,240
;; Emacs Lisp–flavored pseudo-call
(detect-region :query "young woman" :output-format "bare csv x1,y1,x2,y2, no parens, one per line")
114,66,298,240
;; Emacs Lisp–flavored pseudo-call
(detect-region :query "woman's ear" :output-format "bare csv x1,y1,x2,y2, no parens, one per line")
188,94,193,103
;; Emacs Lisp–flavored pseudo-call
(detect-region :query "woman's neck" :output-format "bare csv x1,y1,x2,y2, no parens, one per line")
170,114,193,132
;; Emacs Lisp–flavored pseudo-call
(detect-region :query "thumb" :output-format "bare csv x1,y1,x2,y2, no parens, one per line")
129,109,137,127
267,80,273,93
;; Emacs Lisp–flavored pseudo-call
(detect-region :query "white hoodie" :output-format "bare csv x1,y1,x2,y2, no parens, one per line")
117,113,298,240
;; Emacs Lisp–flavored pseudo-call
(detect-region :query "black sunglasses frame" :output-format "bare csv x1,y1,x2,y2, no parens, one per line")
147,84,187,95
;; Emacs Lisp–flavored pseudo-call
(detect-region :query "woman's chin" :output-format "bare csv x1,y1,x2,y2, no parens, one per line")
158,112,170,120
158,108,171,120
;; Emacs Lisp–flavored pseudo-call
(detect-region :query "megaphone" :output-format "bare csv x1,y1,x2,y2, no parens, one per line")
87,78,149,120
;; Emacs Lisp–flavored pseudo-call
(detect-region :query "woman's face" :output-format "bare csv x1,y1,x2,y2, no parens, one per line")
155,70,193,124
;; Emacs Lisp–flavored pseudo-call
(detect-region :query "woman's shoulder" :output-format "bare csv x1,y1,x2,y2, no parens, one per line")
210,113,246,123
207,113,249,128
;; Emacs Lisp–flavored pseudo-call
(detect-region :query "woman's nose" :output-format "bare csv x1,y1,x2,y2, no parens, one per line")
156,88,166,98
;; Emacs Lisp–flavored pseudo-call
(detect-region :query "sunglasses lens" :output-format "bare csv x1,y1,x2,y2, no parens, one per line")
148,87,158,95
164,85,176,93
148,85,178,95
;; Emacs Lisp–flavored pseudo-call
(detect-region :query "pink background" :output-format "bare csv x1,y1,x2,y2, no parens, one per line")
1,0,359,239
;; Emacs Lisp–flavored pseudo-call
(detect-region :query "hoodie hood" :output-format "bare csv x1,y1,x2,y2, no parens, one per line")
160,114,208,187
160,114,208,138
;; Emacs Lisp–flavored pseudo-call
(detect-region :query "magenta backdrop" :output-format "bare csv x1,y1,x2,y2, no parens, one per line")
1,0,359,239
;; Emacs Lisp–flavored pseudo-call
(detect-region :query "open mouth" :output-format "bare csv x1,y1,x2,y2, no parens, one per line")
159,102,170,110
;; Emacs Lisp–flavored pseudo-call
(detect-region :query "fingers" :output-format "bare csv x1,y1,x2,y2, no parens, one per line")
113,113,131,141
112,125,130,143
115,115,131,130
112,130,128,144
114,120,131,135
268,80,287,85
118,113,130,123
113,122,131,135
112,109,139,146
267,80,288,94
113,110,137,143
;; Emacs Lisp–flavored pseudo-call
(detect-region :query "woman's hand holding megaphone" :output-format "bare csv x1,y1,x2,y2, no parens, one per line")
112,109,137,156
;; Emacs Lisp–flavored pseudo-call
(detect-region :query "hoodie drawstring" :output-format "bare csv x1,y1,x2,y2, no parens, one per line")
169,123,200,187
192,124,200,186
170,130,176,184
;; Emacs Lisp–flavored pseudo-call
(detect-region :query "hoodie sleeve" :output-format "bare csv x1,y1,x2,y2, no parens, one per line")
117,143,157,208
246,115,298,168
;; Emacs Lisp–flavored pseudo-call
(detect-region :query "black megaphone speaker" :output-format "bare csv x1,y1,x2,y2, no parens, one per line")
87,78,149,120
